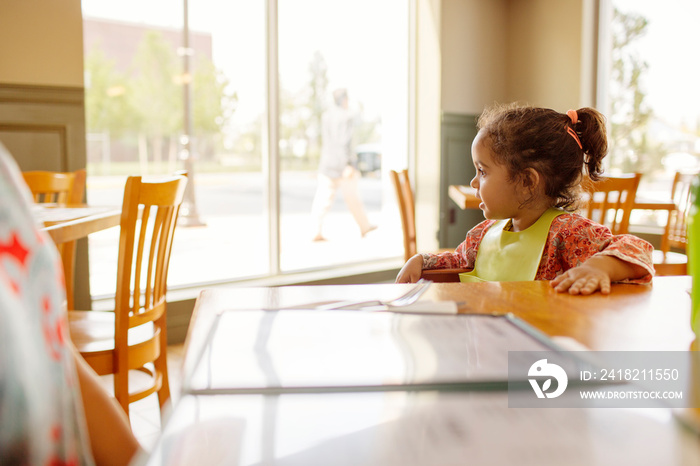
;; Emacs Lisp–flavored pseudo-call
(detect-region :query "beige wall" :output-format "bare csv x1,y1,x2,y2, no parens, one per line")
441,0,586,114
442,0,509,114
0,0,84,87
505,0,583,109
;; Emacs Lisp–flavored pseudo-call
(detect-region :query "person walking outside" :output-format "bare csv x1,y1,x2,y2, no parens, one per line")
311,88,376,241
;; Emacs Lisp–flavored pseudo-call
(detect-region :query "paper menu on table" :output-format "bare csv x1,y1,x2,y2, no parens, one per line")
184,309,581,394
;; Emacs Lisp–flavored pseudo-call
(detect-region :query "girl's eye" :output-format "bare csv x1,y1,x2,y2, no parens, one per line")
478,168,485,176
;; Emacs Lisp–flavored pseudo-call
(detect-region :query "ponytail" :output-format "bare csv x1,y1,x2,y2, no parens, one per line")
571,107,607,181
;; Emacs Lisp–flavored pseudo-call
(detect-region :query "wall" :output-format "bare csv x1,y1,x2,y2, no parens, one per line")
0,0,84,87
0,0,86,176
441,0,587,114
0,0,86,173
441,0,509,114
505,0,583,109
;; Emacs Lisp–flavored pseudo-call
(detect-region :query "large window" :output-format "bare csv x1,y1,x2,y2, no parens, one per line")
599,0,700,228
81,1,409,297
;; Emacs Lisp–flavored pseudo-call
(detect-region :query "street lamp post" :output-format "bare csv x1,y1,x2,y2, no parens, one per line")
179,0,205,227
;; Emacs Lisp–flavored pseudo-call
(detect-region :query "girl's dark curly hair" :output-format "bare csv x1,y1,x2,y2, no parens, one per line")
477,103,608,211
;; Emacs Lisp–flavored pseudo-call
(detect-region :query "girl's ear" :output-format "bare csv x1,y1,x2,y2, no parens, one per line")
519,168,543,201
522,168,541,189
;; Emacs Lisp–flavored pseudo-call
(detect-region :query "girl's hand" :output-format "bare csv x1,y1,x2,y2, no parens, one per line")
396,254,424,283
550,265,612,295
550,255,647,295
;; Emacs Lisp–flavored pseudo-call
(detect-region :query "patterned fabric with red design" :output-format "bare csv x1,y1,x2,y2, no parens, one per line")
0,144,94,465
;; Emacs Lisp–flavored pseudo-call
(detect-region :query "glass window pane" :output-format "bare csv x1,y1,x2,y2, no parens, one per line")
603,0,700,228
83,0,410,295
82,1,268,296
277,0,408,272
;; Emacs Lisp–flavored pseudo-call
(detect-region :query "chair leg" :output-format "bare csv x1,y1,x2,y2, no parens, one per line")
114,367,130,420
59,240,77,310
154,318,171,416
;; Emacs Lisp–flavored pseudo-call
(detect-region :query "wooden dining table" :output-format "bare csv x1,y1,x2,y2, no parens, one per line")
180,277,697,383
35,204,122,244
448,184,481,210
145,276,700,465
183,277,694,366
34,204,122,308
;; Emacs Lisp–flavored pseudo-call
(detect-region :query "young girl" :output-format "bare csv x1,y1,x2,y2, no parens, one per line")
396,104,654,295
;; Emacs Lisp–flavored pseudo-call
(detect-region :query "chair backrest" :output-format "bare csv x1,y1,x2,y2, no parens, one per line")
115,175,186,332
581,173,641,235
661,171,697,254
22,169,87,309
389,169,416,261
22,169,86,204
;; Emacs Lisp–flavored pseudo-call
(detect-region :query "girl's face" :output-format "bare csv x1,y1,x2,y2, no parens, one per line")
469,130,522,220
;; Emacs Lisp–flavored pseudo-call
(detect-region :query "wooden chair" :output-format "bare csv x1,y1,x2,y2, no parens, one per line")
653,171,697,276
23,169,87,309
390,169,418,261
390,169,469,282
68,174,187,419
581,173,642,234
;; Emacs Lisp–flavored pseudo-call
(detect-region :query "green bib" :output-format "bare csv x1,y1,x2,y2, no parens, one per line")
459,208,565,283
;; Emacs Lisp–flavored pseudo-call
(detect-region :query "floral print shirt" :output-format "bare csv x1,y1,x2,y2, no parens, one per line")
422,213,654,283
0,144,94,465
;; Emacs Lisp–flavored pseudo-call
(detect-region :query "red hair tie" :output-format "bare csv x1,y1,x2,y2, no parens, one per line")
566,109,582,149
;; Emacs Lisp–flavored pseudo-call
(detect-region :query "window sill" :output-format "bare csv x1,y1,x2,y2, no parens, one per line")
91,257,405,310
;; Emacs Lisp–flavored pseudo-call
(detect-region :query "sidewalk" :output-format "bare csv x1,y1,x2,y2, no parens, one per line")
87,204,404,298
